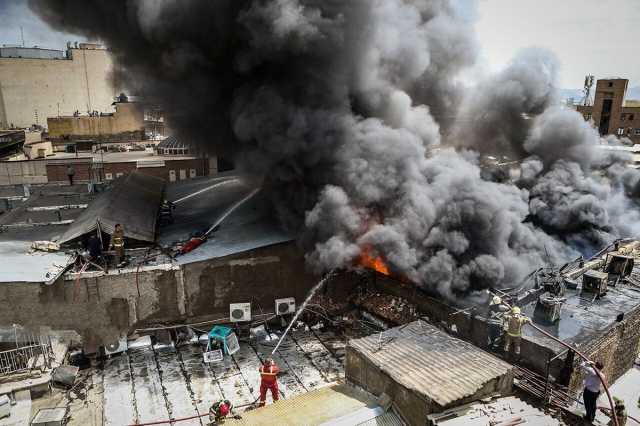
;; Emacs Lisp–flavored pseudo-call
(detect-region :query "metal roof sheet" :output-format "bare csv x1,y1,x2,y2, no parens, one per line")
427,396,559,425
348,320,512,407
0,241,76,283
156,135,186,150
58,171,165,243
224,383,380,426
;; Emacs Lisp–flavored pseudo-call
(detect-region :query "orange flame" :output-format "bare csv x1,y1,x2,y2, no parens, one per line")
358,246,390,275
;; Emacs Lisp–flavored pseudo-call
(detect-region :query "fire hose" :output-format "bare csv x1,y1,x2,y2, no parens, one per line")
526,322,621,426
126,401,251,426
490,290,623,426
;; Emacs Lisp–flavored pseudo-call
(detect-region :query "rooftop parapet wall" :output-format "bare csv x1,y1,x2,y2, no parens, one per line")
47,103,144,141
0,241,317,349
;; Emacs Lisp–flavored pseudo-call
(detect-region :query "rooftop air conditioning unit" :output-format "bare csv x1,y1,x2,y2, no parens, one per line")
275,297,296,316
104,336,128,356
229,303,251,322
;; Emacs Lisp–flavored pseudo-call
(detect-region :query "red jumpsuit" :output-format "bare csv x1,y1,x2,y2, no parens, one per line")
258,363,280,406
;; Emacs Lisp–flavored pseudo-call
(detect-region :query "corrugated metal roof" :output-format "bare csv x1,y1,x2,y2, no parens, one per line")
427,396,560,425
58,171,165,243
0,241,76,283
321,406,405,426
224,384,387,426
156,135,186,150
348,320,512,407
356,411,405,426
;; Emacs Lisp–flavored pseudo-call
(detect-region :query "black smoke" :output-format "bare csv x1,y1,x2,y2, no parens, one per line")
30,0,640,301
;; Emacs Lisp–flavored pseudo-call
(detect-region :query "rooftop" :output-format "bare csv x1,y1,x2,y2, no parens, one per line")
43,326,346,426
0,240,75,283
58,171,165,244
520,242,640,351
46,150,196,163
347,320,513,408
224,384,404,426
427,396,559,425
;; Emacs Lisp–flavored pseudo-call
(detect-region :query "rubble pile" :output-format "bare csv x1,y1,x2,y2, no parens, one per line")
353,291,419,325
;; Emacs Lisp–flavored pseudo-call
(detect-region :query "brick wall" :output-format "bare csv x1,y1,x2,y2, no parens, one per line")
46,160,93,183
46,158,211,183
567,304,640,392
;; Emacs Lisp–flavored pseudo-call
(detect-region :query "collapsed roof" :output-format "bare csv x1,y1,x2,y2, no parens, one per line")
58,171,165,244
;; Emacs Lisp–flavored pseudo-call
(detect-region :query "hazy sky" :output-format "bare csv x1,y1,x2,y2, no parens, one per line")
0,0,84,50
1,0,638,88
475,0,640,88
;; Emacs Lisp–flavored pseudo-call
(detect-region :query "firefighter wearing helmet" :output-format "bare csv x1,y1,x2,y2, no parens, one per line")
487,295,508,350
502,306,530,355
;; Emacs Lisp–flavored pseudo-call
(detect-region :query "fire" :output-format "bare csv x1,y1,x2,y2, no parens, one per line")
358,246,390,275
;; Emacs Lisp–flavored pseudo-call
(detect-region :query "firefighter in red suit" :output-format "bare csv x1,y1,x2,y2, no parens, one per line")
258,358,280,407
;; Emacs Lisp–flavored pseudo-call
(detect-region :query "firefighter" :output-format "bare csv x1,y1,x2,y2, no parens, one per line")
487,295,508,350
601,397,627,426
502,306,530,356
209,399,232,424
258,358,280,407
109,223,125,266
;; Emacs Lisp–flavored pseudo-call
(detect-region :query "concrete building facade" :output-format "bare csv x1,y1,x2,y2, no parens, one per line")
47,102,144,142
0,242,318,349
0,44,116,129
577,78,640,143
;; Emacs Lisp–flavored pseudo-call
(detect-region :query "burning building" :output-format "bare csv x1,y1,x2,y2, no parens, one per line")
2,0,639,423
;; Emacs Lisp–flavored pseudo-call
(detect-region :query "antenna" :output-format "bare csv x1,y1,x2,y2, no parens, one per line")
582,74,594,106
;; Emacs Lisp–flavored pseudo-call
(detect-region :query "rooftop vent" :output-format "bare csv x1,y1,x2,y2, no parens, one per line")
604,254,634,278
582,270,608,297
534,293,564,324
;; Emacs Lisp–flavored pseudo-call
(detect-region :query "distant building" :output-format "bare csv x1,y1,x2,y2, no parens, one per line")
47,101,144,144
155,135,190,156
0,43,116,129
577,78,640,143
0,130,25,158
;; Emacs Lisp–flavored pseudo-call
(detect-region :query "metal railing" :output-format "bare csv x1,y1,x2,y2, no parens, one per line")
0,334,53,376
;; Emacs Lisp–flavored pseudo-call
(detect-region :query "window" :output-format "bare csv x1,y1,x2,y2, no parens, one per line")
635,129,640,135
105,173,113,180
621,114,626,121
116,172,123,178
617,127,625,135
608,82,614,87
584,113,592,120
630,114,635,121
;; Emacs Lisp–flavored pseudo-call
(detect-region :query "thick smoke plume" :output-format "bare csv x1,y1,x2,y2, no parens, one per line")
31,0,640,301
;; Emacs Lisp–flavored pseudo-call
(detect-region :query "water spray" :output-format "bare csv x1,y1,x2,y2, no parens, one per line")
271,270,335,355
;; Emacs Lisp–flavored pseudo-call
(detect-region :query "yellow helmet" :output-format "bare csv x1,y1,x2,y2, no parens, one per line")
511,306,521,315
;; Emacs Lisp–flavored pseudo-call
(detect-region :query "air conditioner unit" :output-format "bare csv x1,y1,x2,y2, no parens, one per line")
229,303,251,322
275,297,296,315
104,336,128,356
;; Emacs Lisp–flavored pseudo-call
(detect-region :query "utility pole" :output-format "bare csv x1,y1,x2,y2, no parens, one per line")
20,26,25,47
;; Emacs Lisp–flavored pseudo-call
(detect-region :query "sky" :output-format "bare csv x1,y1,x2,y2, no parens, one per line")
474,0,640,88
0,0,639,89
0,0,84,50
